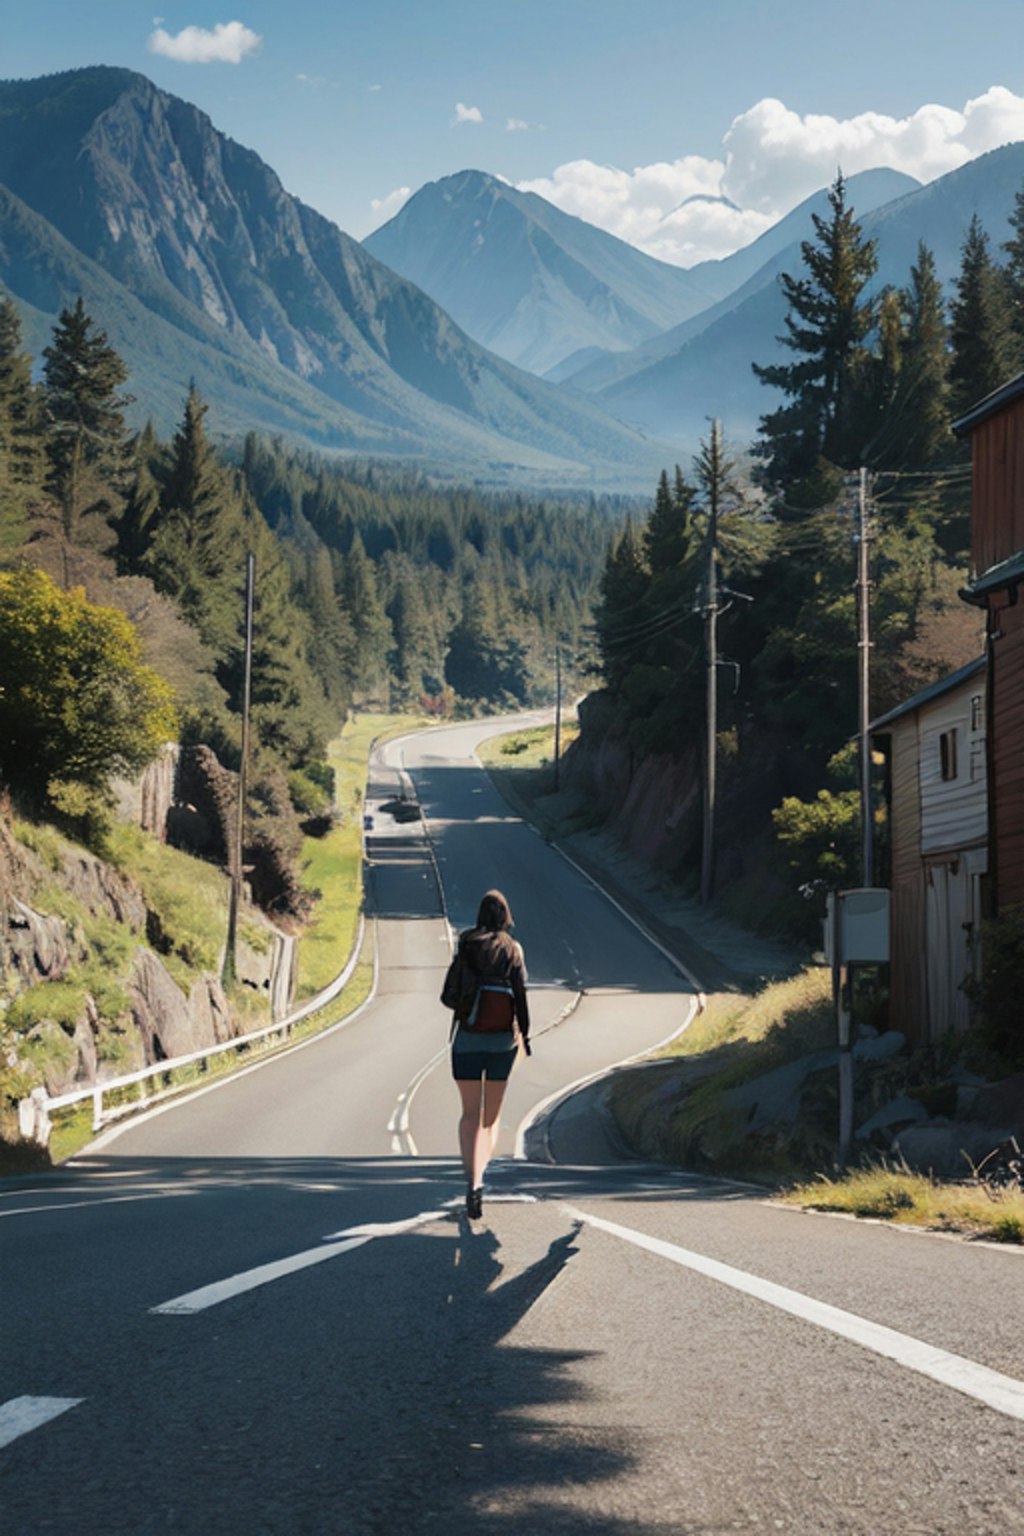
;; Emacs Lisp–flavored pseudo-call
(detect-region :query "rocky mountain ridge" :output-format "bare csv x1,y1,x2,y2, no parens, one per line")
0,67,666,489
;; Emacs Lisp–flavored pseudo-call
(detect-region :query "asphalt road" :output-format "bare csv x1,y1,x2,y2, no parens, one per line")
2,717,1022,1535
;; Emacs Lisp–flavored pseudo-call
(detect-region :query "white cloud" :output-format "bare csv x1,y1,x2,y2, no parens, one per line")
369,83,382,92
371,186,412,222
453,102,483,126
506,118,529,133
517,87,1024,267
147,20,262,64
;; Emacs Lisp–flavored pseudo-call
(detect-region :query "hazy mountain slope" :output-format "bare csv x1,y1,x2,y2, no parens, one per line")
0,67,666,488
565,168,921,394
364,169,720,375
592,143,1024,448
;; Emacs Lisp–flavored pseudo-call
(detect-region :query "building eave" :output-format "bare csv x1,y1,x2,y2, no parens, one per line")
869,655,986,734
959,549,1024,605
951,372,1024,436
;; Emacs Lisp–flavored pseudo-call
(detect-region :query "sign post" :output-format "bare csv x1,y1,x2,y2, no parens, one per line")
826,888,889,1166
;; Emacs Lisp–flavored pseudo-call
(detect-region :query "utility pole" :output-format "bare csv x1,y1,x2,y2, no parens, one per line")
699,420,722,906
856,467,873,886
553,643,562,791
223,552,255,987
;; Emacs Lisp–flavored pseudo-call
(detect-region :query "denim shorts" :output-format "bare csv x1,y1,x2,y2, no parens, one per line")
451,1028,517,1082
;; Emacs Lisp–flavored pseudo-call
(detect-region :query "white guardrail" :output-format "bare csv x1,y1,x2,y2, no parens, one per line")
18,915,367,1145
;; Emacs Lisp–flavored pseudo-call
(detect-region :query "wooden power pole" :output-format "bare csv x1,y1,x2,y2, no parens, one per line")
699,420,722,906
223,552,255,987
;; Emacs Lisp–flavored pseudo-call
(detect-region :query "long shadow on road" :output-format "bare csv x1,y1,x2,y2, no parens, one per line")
3,1155,738,1534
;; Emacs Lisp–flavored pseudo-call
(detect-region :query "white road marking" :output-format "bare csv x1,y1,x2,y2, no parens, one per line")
151,1207,452,1315
322,1209,450,1240
151,1237,372,1313
0,1396,84,1449
514,992,698,1160
0,1190,194,1219
564,1205,1024,1423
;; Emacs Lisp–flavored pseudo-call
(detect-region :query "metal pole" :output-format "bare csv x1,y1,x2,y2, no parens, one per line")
553,644,562,791
700,420,720,905
223,552,255,987
857,467,873,886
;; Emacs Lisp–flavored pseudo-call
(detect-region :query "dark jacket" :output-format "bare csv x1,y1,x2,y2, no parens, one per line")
442,926,530,1040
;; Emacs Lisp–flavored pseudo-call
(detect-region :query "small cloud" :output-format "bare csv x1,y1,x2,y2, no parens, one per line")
453,102,483,126
506,118,529,132
370,186,412,222
369,83,382,92
147,20,262,64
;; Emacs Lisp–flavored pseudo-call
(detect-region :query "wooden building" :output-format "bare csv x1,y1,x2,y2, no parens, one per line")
872,658,987,1044
953,373,1024,913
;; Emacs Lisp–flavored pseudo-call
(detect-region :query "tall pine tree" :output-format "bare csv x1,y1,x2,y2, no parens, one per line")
949,215,1015,418
142,386,247,650
753,174,878,486
43,297,132,546
0,293,44,551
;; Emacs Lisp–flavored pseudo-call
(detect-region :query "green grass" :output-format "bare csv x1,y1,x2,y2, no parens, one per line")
782,1166,1024,1244
476,721,581,837
38,928,378,1165
105,823,228,980
607,969,836,1182
295,712,427,998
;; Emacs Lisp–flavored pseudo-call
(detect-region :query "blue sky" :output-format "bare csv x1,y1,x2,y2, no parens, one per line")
3,0,1024,263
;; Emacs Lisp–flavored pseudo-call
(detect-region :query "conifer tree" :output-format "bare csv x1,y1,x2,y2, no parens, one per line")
142,386,246,649
337,531,392,701
42,297,132,544
893,243,953,466
595,519,649,691
304,543,355,710
753,174,878,485
1001,184,1024,370
116,424,163,572
0,294,44,548
949,215,1015,418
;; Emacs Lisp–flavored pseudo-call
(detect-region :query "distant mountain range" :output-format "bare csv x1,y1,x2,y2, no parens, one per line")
366,167,917,381
367,148,1024,451
364,169,721,377
4,67,1022,481
0,68,668,490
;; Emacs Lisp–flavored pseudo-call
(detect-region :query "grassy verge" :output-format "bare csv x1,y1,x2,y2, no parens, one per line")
44,924,377,1164
781,1166,1024,1244
476,722,581,837
295,712,426,999
607,970,836,1183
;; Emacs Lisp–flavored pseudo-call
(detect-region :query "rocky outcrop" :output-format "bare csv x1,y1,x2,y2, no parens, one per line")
58,847,147,929
129,948,238,1065
111,743,180,840
564,693,700,872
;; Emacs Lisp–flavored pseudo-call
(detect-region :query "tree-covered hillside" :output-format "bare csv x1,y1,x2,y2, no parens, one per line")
582,175,1021,937
0,291,622,911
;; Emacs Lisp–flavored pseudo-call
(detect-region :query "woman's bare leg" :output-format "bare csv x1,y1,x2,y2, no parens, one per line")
456,1076,510,1187
456,1078,483,1182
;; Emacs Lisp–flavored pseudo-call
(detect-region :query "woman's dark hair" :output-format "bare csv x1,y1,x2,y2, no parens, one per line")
476,889,513,931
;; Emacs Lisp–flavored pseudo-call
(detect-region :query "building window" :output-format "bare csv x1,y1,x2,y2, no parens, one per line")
940,728,958,781
971,694,983,732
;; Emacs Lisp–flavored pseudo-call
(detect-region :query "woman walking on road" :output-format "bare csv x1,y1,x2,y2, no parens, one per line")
441,889,531,1220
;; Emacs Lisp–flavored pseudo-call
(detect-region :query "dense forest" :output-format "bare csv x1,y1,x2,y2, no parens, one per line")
587,176,1024,937
0,293,626,911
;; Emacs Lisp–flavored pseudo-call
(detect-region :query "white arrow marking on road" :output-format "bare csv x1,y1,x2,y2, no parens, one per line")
0,1397,84,1449
564,1206,1024,1423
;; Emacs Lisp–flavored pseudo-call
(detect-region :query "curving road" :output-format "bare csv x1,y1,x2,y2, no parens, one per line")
2,717,1022,1535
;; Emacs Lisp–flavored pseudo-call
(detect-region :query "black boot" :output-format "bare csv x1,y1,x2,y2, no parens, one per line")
466,1185,483,1220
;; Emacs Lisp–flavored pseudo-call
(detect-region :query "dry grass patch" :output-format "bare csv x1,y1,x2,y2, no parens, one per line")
783,1165,1024,1244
